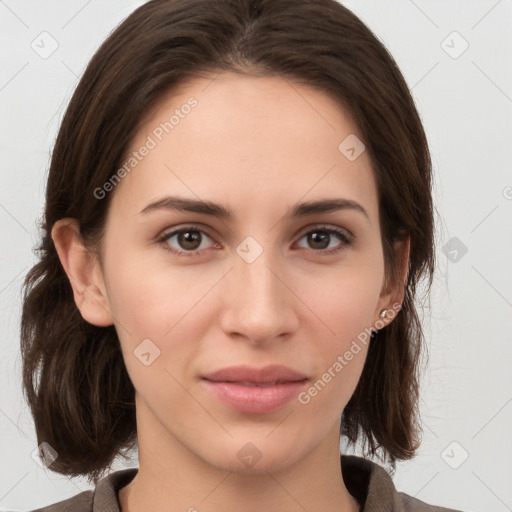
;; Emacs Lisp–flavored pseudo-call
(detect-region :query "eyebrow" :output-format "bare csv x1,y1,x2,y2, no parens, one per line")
140,196,369,221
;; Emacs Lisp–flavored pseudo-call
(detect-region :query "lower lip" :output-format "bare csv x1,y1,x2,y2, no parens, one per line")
202,379,308,414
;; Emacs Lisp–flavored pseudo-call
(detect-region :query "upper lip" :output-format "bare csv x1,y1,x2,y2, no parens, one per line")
202,364,308,384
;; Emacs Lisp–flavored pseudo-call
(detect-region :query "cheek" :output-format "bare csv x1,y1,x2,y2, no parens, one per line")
106,267,200,412
294,256,383,408
103,247,218,337
296,289,372,417
300,257,384,342
102,250,225,387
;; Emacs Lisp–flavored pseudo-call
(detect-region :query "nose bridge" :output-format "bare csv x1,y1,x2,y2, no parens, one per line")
240,251,278,305
220,236,297,342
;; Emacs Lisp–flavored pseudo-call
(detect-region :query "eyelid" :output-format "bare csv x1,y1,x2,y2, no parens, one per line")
295,223,354,241
156,222,215,241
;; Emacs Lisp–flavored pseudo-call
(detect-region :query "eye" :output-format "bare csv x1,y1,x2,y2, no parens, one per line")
158,226,216,257
157,224,353,258
295,226,353,254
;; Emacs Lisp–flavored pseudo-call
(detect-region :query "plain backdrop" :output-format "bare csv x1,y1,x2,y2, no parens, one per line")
1,1,511,511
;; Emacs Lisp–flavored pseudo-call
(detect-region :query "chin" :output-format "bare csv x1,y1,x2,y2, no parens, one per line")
199,436,306,475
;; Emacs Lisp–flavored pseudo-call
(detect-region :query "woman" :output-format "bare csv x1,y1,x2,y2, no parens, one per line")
20,0,462,510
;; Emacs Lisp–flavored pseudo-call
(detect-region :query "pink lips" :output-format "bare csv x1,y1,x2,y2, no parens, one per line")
201,364,308,414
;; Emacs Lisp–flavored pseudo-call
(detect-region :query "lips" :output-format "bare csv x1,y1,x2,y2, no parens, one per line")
202,364,308,385
201,365,308,414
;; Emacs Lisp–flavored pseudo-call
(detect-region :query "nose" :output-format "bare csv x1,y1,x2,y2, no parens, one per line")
219,246,299,345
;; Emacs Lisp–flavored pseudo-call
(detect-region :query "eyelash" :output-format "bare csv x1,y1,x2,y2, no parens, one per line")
156,224,354,258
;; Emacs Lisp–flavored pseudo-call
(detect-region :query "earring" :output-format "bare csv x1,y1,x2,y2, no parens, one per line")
379,309,389,318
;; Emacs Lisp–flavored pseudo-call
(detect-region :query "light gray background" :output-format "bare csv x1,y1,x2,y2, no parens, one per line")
1,1,511,511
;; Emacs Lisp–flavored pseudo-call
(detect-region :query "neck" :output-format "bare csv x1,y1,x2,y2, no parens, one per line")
119,401,359,512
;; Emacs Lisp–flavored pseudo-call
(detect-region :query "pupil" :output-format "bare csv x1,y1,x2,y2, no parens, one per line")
179,231,201,250
309,231,329,249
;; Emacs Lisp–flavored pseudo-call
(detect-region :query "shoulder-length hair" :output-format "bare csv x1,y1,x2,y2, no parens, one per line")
21,0,434,481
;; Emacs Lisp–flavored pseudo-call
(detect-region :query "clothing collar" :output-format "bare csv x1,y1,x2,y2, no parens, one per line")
89,455,457,512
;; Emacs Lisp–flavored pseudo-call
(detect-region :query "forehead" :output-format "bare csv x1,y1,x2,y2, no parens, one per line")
110,72,378,222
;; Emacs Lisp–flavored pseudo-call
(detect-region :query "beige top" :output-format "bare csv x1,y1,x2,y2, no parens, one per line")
32,455,463,512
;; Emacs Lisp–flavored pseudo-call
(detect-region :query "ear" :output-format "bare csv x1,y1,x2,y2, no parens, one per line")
374,235,410,327
51,218,114,327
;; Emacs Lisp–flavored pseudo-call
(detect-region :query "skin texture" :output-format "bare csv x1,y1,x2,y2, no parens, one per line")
52,72,409,512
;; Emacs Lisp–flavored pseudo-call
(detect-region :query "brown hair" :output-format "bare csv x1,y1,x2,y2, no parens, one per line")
21,0,434,481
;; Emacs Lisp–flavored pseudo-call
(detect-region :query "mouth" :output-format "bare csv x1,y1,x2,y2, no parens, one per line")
202,364,308,384
201,364,308,414
225,380,305,387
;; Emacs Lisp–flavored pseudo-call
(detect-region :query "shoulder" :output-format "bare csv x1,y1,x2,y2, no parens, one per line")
395,492,464,512
29,468,138,512
341,455,465,512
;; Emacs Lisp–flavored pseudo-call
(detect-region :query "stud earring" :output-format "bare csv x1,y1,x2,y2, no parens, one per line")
379,309,389,318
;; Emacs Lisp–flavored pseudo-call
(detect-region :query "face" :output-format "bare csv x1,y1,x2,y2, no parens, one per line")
90,72,399,474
